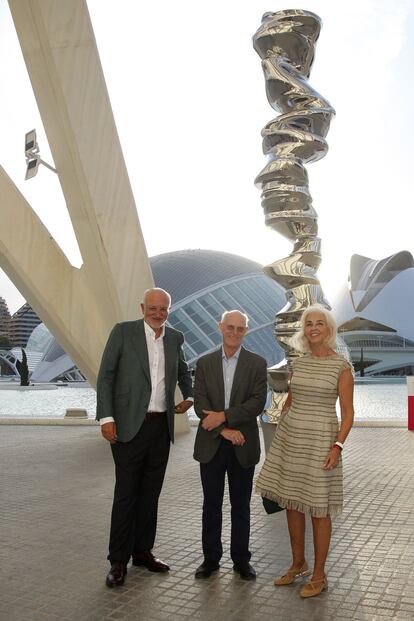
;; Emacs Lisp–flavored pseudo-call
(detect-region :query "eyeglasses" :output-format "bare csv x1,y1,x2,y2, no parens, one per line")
223,325,247,334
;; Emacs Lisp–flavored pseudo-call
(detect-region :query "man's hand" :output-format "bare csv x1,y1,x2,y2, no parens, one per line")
175,400,193,414
101,422,117,444
201,410,226,431
221,428,245,446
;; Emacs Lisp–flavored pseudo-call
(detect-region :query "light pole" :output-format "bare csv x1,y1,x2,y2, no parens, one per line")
24,129,57,180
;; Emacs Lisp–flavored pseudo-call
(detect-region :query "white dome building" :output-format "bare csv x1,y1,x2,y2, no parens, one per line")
29,250,286,382
333,251,414,376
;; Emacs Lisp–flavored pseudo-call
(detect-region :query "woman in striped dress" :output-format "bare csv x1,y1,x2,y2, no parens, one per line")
256,304,354,598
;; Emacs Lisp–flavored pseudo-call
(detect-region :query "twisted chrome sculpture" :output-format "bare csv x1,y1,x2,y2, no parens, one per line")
253,10,335,423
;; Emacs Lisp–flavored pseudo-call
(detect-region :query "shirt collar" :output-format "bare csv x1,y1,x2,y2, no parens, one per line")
144,320,165,340
222,346,241,361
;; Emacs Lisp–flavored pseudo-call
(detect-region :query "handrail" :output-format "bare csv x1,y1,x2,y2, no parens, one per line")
348,343,414,350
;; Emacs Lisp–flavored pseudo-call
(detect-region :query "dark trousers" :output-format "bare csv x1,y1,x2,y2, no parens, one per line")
200,439,255,566
108,416,170,564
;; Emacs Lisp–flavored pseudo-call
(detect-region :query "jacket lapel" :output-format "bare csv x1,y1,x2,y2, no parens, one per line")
230,347,247,405
163,328,174,387
212,348,225,408
131,320,151,384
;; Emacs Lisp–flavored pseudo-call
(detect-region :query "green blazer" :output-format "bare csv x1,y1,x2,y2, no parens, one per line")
193,347,267,468
96,319,193,443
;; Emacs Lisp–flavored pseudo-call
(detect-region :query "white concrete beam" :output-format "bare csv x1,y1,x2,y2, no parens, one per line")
0,0,154,386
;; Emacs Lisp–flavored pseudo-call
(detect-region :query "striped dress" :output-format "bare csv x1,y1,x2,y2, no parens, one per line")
256,354,352,518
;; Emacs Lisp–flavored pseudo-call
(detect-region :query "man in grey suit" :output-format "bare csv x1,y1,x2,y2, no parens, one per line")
97,288,193,587
193,310,267,580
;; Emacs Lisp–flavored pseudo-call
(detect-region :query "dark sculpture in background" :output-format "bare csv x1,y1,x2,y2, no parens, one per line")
253,10,335,428
16,348,29,386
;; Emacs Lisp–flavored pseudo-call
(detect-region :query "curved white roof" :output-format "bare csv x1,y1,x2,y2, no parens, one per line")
334,253,414,343
333,252,414,375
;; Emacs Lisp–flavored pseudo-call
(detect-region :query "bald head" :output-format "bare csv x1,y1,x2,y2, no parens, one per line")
143,288,171,307
141,288,171,336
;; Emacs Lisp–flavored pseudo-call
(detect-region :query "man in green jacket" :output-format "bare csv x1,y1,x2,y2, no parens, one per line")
97,288,193,587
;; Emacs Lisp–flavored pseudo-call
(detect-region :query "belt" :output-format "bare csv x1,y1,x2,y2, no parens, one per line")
145,411,167,421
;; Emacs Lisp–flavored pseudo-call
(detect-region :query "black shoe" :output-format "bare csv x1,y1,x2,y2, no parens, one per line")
106,562,127,587
233,562,256,580
132,551,170,572
195,561,220,579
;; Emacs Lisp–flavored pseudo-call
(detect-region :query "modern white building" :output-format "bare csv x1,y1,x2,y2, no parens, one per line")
150,250,285,367
333,251,414,376
18,250,287,382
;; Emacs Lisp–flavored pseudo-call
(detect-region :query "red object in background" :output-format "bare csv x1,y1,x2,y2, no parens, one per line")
409,397,414,431
408,377,414,431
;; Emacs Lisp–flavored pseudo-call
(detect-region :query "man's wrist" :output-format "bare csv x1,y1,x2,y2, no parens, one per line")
100,417,115,426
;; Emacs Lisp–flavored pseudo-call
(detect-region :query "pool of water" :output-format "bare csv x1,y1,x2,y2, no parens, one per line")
0,383,409,420
0,387,97,419
353,383,407,420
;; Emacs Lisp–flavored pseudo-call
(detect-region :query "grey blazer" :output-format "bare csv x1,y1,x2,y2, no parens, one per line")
193,347,267,468
96,319,193,443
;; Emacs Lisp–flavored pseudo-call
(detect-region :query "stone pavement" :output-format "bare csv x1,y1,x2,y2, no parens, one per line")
1,425,414,621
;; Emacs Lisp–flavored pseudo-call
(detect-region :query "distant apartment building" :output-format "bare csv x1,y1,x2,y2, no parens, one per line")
8,302,41,347
0,296,11,343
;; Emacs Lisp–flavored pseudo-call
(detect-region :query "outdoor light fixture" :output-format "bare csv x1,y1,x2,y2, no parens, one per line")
24,129,57,180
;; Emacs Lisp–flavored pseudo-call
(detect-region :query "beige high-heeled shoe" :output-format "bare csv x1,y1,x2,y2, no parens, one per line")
274,562,311,586
300,576,328,598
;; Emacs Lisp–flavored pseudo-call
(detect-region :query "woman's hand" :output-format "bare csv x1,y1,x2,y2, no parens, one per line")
322,445,341,470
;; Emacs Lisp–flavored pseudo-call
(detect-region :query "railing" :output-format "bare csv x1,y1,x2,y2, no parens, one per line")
348,341,414,350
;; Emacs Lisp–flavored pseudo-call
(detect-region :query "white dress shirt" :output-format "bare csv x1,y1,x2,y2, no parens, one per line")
100,321,167,426
145,320,167,412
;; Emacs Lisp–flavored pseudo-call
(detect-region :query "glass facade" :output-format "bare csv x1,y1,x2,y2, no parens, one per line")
18,250,287,381
26,323,54,352
166,273,285,367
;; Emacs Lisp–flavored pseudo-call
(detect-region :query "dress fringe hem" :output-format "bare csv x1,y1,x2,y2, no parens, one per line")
257,488,342,518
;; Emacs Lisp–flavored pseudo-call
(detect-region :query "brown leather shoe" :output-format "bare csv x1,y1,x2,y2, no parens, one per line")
132,551,170,572
106,562,127,587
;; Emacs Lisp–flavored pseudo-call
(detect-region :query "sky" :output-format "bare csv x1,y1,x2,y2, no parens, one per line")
0,0,413,314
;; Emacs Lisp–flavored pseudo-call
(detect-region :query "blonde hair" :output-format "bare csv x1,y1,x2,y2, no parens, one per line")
291,304,337,353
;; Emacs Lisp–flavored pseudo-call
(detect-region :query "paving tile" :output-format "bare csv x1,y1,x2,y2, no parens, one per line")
1,425,414,620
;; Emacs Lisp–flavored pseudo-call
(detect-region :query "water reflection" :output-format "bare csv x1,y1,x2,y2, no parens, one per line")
0,384,407,420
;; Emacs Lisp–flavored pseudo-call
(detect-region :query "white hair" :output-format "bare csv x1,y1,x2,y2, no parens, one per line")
142,288,171,306
291,304,337,353
220,310,249,326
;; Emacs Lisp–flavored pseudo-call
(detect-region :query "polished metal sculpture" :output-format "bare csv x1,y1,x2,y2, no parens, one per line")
253,10,335,423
